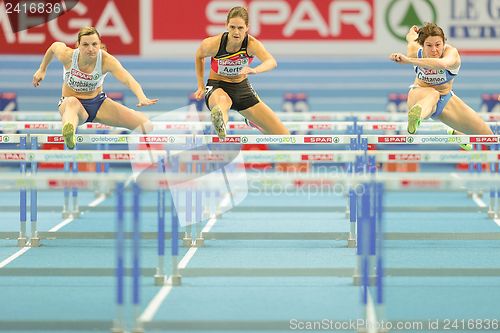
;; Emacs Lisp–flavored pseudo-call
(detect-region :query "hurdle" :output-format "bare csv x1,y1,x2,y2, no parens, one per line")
9,110,500,122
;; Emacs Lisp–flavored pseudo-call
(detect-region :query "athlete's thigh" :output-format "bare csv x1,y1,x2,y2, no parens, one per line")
58,97,87,124
407,87,437,108
240,102,289,135
438,95,492,135
94,98,149,130
207,88,232,110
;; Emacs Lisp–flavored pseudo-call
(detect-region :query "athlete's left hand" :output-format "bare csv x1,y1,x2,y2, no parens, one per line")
240,67,257,75
389,53,410,64
137,97,159,107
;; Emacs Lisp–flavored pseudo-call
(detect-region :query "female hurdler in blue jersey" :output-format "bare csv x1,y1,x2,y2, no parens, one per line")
389,23,492,142
193,6,289,139
32,27,157,149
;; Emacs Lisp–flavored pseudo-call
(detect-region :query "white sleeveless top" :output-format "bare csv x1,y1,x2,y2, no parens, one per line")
63,49,107,93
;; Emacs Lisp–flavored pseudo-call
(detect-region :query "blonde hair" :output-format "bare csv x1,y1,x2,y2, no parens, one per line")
77,26,101,44
227,7,248,25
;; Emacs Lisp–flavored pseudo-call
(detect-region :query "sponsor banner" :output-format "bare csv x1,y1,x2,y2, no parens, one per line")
103,153,133,161
383,0,500,55
48,179,90,189
399,179,443,188
85,123,112,129
470,136,499,143
301,153,335,161
144,0,500,56
372,124,398,131
303,136,336,144
145,0,376,56
47,135,65,143
152,0,374,40
0,152,25,160
387,153,422,161
377,136,410,143
0,0,139,54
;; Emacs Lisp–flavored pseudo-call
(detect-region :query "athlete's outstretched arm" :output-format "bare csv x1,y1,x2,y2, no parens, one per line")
105,53,158,107
33,42,70,87
241,37,277,75
390,47,460,71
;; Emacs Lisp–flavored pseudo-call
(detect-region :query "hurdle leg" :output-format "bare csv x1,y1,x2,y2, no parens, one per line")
111,182,125,333
155,185,166,286
30,137,40,247
18,136,27,247
183,163,193,247
194,189,204,247
348,188,357,248
19,187,27,247
71,158,80,218
184,189,194,247
353,186,364,286
30,189,40,247
183,227,193,247
132,183,144,333
170,193,182,286
375,183,385,322
488,161,496,218
489,188,496,219
62,159,71,218
154,158,166,286
194,162,204,247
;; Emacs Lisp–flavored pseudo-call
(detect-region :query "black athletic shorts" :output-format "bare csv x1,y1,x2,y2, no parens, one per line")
204,78,260,112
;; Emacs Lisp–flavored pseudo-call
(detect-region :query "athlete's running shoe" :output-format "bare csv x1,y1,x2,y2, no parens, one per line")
447,128,472,151
407,104,422,134
62,122,76,149
210,105,226,139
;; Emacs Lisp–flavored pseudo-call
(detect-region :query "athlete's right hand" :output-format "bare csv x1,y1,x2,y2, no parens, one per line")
406,25,419,42
193,86,205,100
32,69,46,87
389,53,410,64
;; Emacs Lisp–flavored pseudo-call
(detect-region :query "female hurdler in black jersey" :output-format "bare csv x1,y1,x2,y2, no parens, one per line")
389,23,492,146
32,27,157,149
194,6,289,139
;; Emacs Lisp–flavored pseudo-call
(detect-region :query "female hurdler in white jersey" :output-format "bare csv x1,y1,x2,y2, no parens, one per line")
193,6,289,139
389,23,492,144
32,27,157,149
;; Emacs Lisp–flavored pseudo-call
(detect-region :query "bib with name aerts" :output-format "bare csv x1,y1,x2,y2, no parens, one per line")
211,32,254,77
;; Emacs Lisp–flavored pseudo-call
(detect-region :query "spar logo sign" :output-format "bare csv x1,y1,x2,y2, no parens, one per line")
385,0,437,41
153,0,374,41
377,136,413,143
